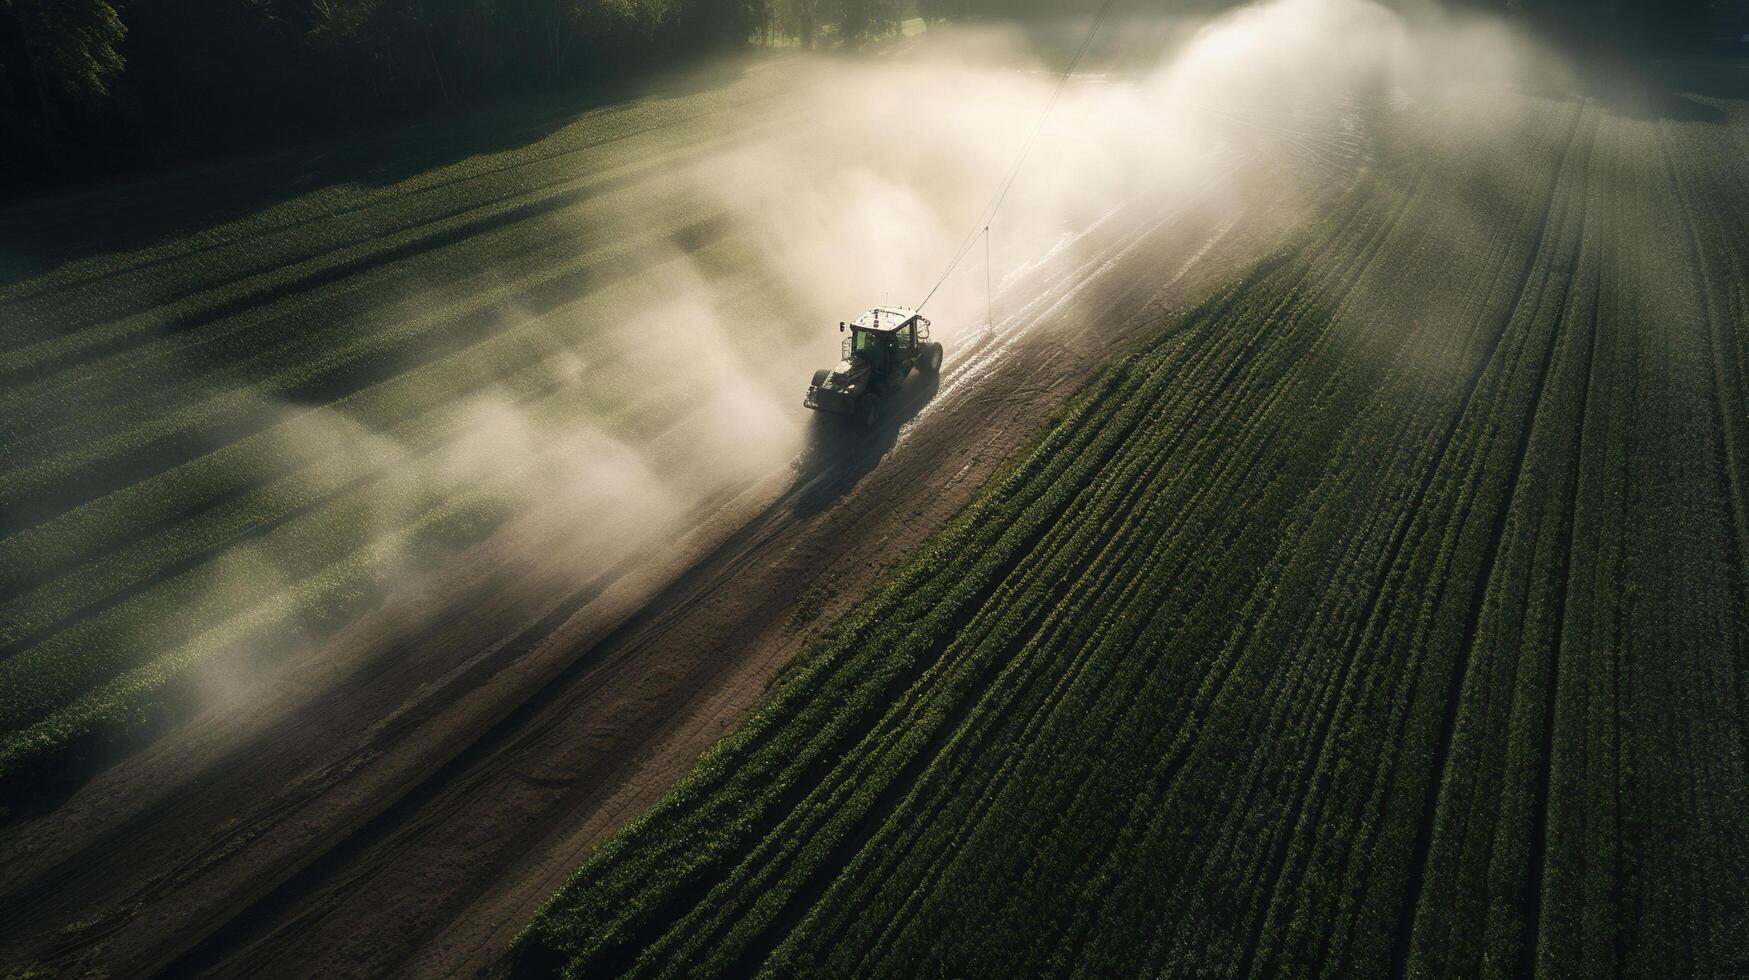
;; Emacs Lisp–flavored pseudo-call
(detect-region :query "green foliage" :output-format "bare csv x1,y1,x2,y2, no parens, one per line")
837,0,903,43
1,0,126,103
0,0,768,183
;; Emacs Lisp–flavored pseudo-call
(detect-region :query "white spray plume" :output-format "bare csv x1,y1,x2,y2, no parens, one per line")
160,0,1561,701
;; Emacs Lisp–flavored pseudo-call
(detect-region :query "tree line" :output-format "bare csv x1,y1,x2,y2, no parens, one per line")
0,0,919,187
0,0,1731,190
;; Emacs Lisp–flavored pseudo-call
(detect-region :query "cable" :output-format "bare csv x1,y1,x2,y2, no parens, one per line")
984,225,994,329
915,0,1123,313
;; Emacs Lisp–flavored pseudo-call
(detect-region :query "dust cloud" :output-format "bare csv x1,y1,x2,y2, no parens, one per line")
190,0,1560,687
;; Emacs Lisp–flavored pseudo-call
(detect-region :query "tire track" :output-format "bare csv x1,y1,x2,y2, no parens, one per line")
1387,98,1592,978
1655,124,1749,626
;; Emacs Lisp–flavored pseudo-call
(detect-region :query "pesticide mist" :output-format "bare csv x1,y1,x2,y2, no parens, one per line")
146,0,1560,710
390,1,1538,520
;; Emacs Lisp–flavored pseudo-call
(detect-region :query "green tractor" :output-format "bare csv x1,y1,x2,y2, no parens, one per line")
804,307,944,427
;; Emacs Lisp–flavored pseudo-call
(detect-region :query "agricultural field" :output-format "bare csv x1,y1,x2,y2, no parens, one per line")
516,78,1749,978
0,25,1332,975
7,0,1748,975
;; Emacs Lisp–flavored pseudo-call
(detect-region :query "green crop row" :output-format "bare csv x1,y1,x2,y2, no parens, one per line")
0,254,795,808
0,237,769,609
0,107,809,448
0,57,806,326
0,191,744,521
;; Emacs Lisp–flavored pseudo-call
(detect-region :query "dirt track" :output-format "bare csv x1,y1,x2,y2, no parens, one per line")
0,133,1336,979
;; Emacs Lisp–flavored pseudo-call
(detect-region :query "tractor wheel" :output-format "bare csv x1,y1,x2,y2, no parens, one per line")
922,342,944,374
810,368,830,389
857,396,883,428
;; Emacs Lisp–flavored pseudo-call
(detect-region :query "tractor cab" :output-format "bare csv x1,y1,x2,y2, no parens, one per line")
805,307,945,427
843,308,927,368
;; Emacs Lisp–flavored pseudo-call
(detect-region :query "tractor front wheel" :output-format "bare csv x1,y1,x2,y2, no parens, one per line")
857,395,883,429
921,342,944,374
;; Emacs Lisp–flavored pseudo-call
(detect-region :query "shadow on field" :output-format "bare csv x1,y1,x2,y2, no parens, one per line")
1581,54,1749,124
1591,82,1728,124
1651,56,1749,101
0,58,753,287
791,370,941,518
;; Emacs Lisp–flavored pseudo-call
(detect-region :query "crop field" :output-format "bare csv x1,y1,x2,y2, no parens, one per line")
1,22,1365,970
516,86,1749,978
0,59,842,808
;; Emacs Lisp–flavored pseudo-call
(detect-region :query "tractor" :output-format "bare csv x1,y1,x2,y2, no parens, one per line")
804,307,944,427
